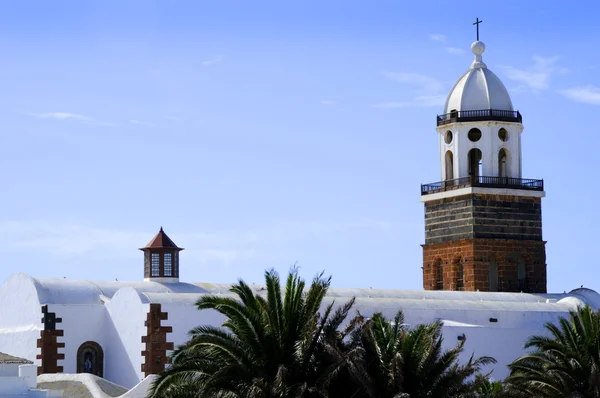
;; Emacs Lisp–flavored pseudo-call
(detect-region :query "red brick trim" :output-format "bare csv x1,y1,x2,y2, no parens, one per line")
141,303,174,376
422,238,547,293
37,305,65,375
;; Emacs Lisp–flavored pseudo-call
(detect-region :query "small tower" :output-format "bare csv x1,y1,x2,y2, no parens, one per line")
140,227,184,283
421,35,546,293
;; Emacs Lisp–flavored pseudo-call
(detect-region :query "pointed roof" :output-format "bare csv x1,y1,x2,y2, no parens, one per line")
141,227,183,250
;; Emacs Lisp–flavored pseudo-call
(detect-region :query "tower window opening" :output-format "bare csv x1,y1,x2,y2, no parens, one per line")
445,130,453,144
489,256,498,292
455,257,464,291
151,253,160,277
498,128,509,142
517,257,526,291
164,252,172,277
445,151,454,181
144,253,150,278
468,148,483,180
498,148,508,178
434,259,443,290
468,128,482,142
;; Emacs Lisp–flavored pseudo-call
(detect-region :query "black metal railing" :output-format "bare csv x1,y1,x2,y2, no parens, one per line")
421,176,544,195
437,109,522,126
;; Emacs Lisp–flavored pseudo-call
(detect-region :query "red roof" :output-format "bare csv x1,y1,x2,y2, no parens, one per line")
142,227,182,250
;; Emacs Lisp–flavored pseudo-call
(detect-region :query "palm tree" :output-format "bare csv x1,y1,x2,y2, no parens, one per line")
148,269,365,398
356,310,496,398
505,305,600,398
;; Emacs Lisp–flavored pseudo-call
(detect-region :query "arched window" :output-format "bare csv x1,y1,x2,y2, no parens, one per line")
498,148,508,178
468,148,483,181
445,151,454,181
77,341,104,377
433,259,443,290
488,256,498,292
454,257,464,291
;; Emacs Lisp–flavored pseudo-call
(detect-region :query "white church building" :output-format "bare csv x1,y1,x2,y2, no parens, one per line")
0,37,598,390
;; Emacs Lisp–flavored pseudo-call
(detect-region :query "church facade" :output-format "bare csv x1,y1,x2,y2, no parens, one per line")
0,38,597,389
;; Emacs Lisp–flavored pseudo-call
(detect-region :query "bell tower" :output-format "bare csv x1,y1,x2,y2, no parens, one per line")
421,36,546,293
140,227,184,283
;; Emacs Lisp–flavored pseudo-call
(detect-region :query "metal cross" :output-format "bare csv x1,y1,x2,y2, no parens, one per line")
473,18,483,41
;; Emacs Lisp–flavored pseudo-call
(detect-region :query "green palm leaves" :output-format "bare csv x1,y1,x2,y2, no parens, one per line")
506,305,600,397
358,311,495,398
149,269,363,398
149,269,495,398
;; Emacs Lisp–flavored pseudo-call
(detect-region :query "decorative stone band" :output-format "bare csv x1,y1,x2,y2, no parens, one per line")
37,305,65,375
141,303,174,376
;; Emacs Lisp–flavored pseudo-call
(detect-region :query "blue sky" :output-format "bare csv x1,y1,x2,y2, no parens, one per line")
1,0,599,292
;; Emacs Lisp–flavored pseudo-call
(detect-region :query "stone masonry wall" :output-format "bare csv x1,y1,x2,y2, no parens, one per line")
425,193,542,244
422,238,547,293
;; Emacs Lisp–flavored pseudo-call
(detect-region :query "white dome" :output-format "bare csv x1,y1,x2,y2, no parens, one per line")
443,41,513,114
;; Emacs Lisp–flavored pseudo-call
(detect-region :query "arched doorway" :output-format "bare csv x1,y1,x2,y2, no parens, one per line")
77,341,104,377
468,148,483,181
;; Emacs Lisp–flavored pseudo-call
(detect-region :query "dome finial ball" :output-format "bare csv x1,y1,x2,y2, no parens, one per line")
471,41,485,55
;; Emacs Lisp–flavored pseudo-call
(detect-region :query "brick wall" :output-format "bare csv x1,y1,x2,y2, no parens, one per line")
422,238,546,293
141,303,174,376
37,305,64,375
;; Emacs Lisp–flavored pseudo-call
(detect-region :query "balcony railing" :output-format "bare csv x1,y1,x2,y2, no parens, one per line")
421,176,544,195
437,109,522,126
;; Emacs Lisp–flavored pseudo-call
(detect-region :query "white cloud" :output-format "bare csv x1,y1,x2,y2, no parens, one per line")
129,119,156,127
430,34,446,42
377,72,445,109
31,112,93,122
29,112,117,127
374,95,445,109
445,47,465,55
320,100,337,106
202,55,223,66
382,72,443,94
558,86,600,105
500,56,566,91
0,219,394,264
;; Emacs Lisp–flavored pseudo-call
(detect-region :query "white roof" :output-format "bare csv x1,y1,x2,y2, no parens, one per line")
9,273,600,313
443,41,513,114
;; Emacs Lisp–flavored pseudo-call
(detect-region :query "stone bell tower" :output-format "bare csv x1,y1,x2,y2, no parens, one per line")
421,35,547,293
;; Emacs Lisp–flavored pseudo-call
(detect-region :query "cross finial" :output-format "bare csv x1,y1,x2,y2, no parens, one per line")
473,18,483,41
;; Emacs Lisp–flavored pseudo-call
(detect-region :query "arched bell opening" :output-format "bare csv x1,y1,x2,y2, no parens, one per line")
498,148,509,178
468,148,483,182
444,151,454,181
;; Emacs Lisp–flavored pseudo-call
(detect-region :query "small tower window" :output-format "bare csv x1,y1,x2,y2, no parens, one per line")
445,151,454,181
151,253,160,277
517,257,526,291
433,258,444,290
144,253,150,278
445,130,453,144
456,263,464,291
164,252,172,277
498,128,509,142
468,148,483,180
468,128,482,142
498,149,508,178
488,256,498,292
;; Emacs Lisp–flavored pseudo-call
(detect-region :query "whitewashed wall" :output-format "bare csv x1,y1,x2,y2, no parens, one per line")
437,121,523,180
105,287,149,389
0,274,44,366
